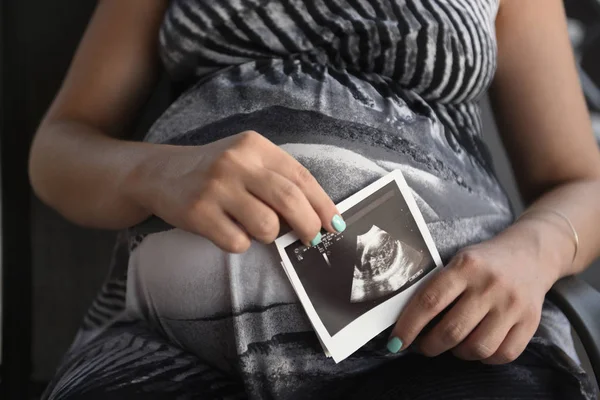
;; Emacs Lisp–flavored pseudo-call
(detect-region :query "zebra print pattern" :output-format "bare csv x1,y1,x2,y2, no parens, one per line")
44,1,596,399
160,0,498,102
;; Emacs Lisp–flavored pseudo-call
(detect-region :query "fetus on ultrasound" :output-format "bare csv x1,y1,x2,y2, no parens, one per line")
350,225,423,303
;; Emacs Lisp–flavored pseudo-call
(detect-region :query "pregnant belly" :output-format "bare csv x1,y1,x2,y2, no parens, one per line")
127,142,511,337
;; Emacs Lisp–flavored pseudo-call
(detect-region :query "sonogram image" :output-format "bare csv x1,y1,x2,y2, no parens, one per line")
350,225,423,303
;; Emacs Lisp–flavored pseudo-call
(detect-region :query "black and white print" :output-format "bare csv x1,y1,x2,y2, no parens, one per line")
277,170,443,362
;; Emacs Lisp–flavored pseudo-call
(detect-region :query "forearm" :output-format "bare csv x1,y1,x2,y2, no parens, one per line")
29,119,161,229
498,178,600,281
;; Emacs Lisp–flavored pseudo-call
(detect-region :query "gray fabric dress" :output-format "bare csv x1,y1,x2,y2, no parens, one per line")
44,0,597,399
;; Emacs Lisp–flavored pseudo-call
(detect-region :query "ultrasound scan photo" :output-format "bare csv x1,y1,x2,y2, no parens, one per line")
276,171,444,361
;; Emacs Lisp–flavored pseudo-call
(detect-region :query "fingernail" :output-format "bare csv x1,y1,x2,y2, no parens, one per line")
331,214,346,233
310,232,322,246
386,337,403,354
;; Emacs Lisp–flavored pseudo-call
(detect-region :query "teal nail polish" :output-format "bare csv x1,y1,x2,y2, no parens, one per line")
310,232,322,246
331,214,346,233
386,337,403,354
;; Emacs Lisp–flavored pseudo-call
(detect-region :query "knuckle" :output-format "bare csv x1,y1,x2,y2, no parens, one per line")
497,348,521,363
218,149,242,166
187,197,211,219
275,182,301,211
293,164,314,187
505,289,524,310
237,130,262,146
254,212,280,242
455,249,481,274
418,289,443,312
469,342,495,359
226,234,251,254
441,321,467,345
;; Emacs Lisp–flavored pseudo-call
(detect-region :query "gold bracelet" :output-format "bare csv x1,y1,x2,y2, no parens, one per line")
517,208,579,264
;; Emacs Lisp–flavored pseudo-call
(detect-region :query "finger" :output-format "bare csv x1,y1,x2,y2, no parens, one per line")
222,191,280,244
418,291,490,357
189,203,252,253
482,322,536,365
245,169,323,245
451,310,514,361
263,147,343,234
388,265,468,353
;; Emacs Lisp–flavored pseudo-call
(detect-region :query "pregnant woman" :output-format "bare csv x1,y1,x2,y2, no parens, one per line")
30,0,600,399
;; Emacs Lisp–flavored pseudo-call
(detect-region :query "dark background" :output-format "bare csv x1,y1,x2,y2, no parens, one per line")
287,182,434,336
0,0,173,395
1,0,599,398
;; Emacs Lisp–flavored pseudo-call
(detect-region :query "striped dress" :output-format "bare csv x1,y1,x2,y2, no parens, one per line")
44,0,596,399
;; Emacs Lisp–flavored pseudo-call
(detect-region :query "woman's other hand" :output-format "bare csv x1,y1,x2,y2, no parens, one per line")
387,216,570,364
129,131,345,253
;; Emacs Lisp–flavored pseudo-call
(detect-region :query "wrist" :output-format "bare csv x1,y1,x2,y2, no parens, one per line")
511,214,575,282
119,142,166,217
121,143,197,216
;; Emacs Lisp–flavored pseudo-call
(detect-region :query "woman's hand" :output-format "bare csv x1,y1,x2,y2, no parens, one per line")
129,130,345,253
388,218,567,364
